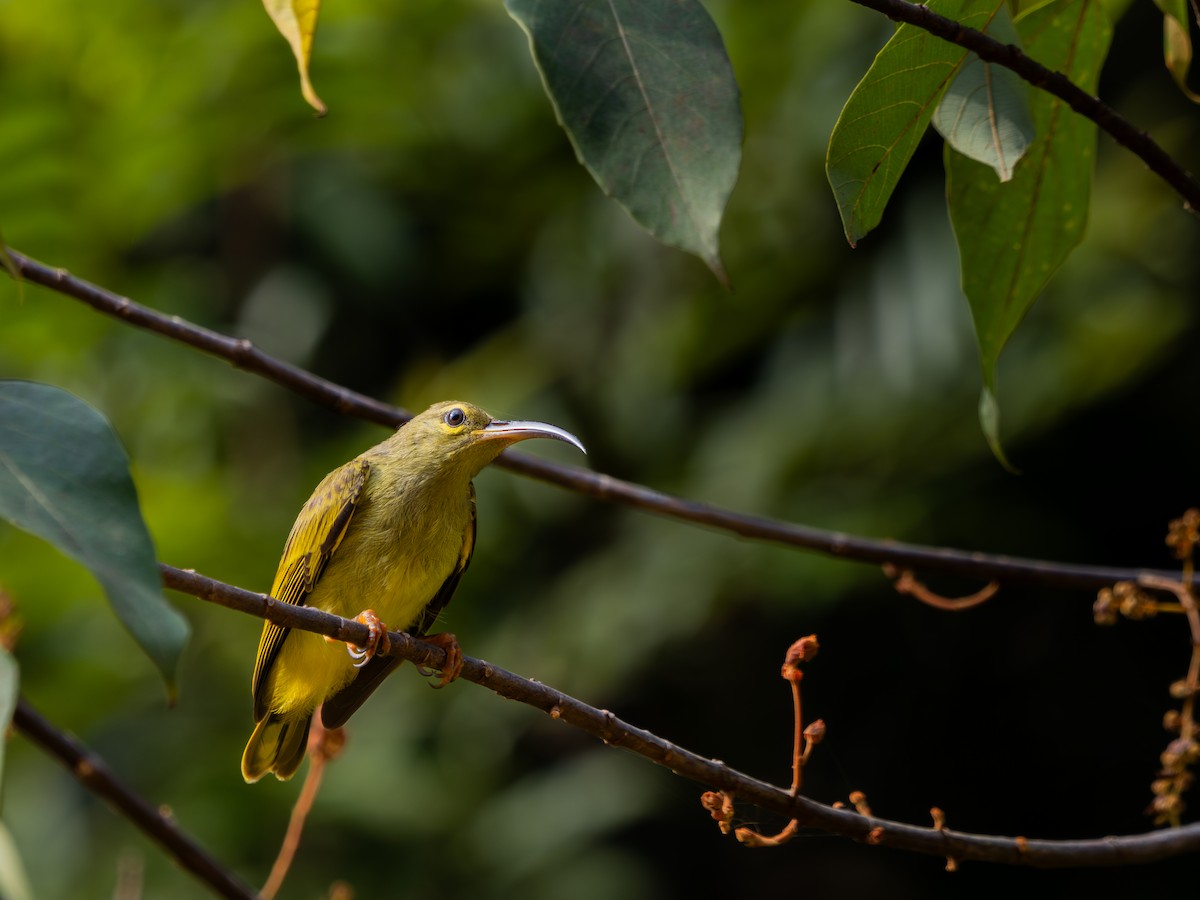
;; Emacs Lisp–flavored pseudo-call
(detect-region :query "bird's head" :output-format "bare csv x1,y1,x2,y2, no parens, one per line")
401,400,585,478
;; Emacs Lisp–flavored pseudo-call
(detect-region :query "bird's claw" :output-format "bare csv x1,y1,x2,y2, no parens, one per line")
346,609,391,668
416,632,463,688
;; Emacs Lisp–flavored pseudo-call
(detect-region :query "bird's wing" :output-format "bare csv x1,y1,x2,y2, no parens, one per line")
251,457,372,721
320,484,477,729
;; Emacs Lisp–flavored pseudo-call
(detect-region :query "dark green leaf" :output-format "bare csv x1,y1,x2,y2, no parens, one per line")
947,0,1112,457
932,3,1034,181
827,0,1006,245
506,0,742,283
0,381,188,695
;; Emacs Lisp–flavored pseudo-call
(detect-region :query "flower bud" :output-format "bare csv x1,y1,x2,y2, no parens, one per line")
1169,679,1193,699
804,719,827,745
785,634,820,667
1093,589,1117,626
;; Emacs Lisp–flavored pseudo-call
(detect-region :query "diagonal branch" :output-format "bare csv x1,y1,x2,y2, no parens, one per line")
5,248,1196,593
12,697,258,900
848,0,1200,211
161,562,1200,867
5,252,400,429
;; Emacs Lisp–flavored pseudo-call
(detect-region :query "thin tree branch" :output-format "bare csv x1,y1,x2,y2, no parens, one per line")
11,697,259,900
162,562,1200,868
848,0,1200,212
5,252,399,428
6,249,1195,593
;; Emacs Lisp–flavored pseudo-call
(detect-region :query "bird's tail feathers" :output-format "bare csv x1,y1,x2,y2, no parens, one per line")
241,712,312,783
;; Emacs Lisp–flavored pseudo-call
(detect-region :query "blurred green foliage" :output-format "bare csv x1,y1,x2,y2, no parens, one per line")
0,0,1198,897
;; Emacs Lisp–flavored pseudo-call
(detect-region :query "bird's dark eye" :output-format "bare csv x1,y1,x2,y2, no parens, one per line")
444,407,466,428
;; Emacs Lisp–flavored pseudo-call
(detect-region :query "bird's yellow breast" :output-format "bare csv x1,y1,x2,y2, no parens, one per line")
263,471,473,718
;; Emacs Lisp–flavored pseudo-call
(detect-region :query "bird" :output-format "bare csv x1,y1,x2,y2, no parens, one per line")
241,400,585,782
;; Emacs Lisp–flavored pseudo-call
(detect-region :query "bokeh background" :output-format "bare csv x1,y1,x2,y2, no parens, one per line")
1,0,1199,896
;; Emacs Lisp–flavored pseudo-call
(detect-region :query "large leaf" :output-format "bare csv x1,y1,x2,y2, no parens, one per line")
932,2,1034,181
827,0,1006,245
0,382,188,695
506,0,742,284
263,0,326,116
947,0,1112,459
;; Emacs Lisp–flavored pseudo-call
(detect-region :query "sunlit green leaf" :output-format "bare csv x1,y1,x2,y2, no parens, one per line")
932,3,1034,181
947,0,1112,456
506,0,742,283
1013,0,1057,15
262,0,326,116
0,381,188,695
827,0,1012,245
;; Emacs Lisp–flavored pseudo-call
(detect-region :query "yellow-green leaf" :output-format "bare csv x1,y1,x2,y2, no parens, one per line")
262,0,326,116
1154,0,1200,102
826,0,1004,245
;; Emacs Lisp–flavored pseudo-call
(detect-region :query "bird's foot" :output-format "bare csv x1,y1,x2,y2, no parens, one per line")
416,632,462,688
342,609,391,668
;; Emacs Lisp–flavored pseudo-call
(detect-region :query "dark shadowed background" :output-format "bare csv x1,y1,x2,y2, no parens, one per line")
1,0,1198,896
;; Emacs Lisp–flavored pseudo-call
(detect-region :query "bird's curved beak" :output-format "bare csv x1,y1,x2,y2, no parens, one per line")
475,419,586,455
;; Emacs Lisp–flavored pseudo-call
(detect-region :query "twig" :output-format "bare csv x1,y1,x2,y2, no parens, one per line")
11,697,259,900
885,564,999,611
728,635,824,848
848,0,1200,212
1090,512,1200,825
162,562,1200,867
260,720,345,899
1138,532,1200,826
781,635,823,795
931,807,959,871
4,249,1196,595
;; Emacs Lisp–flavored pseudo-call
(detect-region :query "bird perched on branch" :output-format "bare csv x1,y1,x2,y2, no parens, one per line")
241,400,585,782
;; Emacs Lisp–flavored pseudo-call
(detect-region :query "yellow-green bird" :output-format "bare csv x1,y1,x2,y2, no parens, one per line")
242,400,585,782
